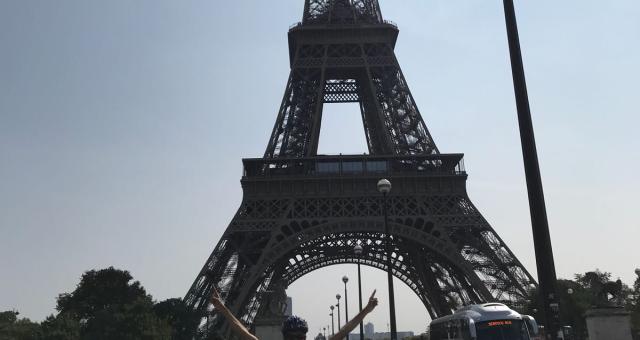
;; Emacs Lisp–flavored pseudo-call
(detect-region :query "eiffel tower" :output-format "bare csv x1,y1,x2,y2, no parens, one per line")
185,0,536,337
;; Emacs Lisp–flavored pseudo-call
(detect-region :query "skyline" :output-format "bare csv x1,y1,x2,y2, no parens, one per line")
1,0,639,335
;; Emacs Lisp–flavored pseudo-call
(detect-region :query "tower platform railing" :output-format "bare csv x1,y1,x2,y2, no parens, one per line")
242,154,465,178
289,20,397,30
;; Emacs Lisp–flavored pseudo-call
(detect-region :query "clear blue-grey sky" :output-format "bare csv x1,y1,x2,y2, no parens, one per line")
1,0,639,335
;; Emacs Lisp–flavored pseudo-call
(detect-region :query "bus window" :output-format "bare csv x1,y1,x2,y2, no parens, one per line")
430,323,444,340
468,319,477,340
522,315,538,337
429,320,472,340
430,323,449,340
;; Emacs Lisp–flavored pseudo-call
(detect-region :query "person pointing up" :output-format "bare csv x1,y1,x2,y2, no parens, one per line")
211,288,379,340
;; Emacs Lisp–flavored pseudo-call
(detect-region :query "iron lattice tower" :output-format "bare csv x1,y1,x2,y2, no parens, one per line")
186,0,535,337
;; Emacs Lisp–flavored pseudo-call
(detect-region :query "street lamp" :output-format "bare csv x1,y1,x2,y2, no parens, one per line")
354,244,364,340
342,276,349,340
330,305,335,336
377,178,397,340
336,294,342,331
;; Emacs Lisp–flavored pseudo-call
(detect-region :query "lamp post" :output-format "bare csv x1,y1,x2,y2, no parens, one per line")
377,178,397,340
502,1,560,339
330,305,335,336
354,244,364,340
342,276,349,340
336,294,342,331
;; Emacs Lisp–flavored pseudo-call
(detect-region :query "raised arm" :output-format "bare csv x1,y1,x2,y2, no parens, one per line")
210,287,259,340
330,290,378,340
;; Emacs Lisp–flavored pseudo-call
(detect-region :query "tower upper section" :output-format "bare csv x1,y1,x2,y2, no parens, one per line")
264,0,439,158
302,0,383,25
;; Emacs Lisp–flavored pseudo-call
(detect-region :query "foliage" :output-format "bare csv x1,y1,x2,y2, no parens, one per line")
0,311,19,325
39,314,80,340
0,311,42,340
81,297,171,340
55,267,171,340
629,273,640,340
56,267,148,318
524,269,639,340
574,270,611,290
2,267,198,340
153,298,200,340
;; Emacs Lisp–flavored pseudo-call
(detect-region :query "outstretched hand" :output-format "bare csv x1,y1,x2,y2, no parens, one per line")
209,286,259,340
364,290,378,313
210,287,223,308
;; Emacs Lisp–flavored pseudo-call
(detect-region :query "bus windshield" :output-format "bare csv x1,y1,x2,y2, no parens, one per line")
475,320,530,340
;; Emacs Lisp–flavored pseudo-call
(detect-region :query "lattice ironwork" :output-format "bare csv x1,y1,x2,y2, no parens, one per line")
186,2,536,339
265,2,436,157
303,0,383,25
324,79,359,103
185,169,537,338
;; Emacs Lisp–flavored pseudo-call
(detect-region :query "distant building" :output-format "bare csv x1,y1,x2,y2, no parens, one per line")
365,322,374,337
315,333,327,340
285,296,292,316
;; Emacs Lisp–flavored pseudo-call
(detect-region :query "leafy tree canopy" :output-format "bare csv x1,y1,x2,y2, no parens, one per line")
0,311,41,340
55,267,171,340
525,269,639,340
575,269,612,290
56,267,148,319
153,298,200,340
39,314,80,340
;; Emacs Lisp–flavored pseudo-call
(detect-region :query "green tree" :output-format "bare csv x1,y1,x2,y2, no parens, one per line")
629,271,640,340
55,267,171,340
575,270,611,290
0,311,19,330
153,298,200,340
0,311,41,340
556,279,590,339
525,269,636,340
39,314,80,340
80,297,171,340
56,267,148,319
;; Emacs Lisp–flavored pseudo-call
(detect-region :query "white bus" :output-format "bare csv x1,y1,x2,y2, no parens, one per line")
429,303,539,340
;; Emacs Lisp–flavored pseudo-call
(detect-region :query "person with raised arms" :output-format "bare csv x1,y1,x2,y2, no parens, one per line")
210,287,378,340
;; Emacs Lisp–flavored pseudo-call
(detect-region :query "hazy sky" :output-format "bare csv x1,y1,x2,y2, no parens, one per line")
1,0,639,335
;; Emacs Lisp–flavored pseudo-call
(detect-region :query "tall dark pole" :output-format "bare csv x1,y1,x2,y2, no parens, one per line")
342,276,349,340
337,303,341,330
502,1,560,339
336,295,341,331
357,263,364,340
354,245,365,340
330,306,335,336
378,179,397,340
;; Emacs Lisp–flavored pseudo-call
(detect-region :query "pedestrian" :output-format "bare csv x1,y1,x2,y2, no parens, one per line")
211,287,378,340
